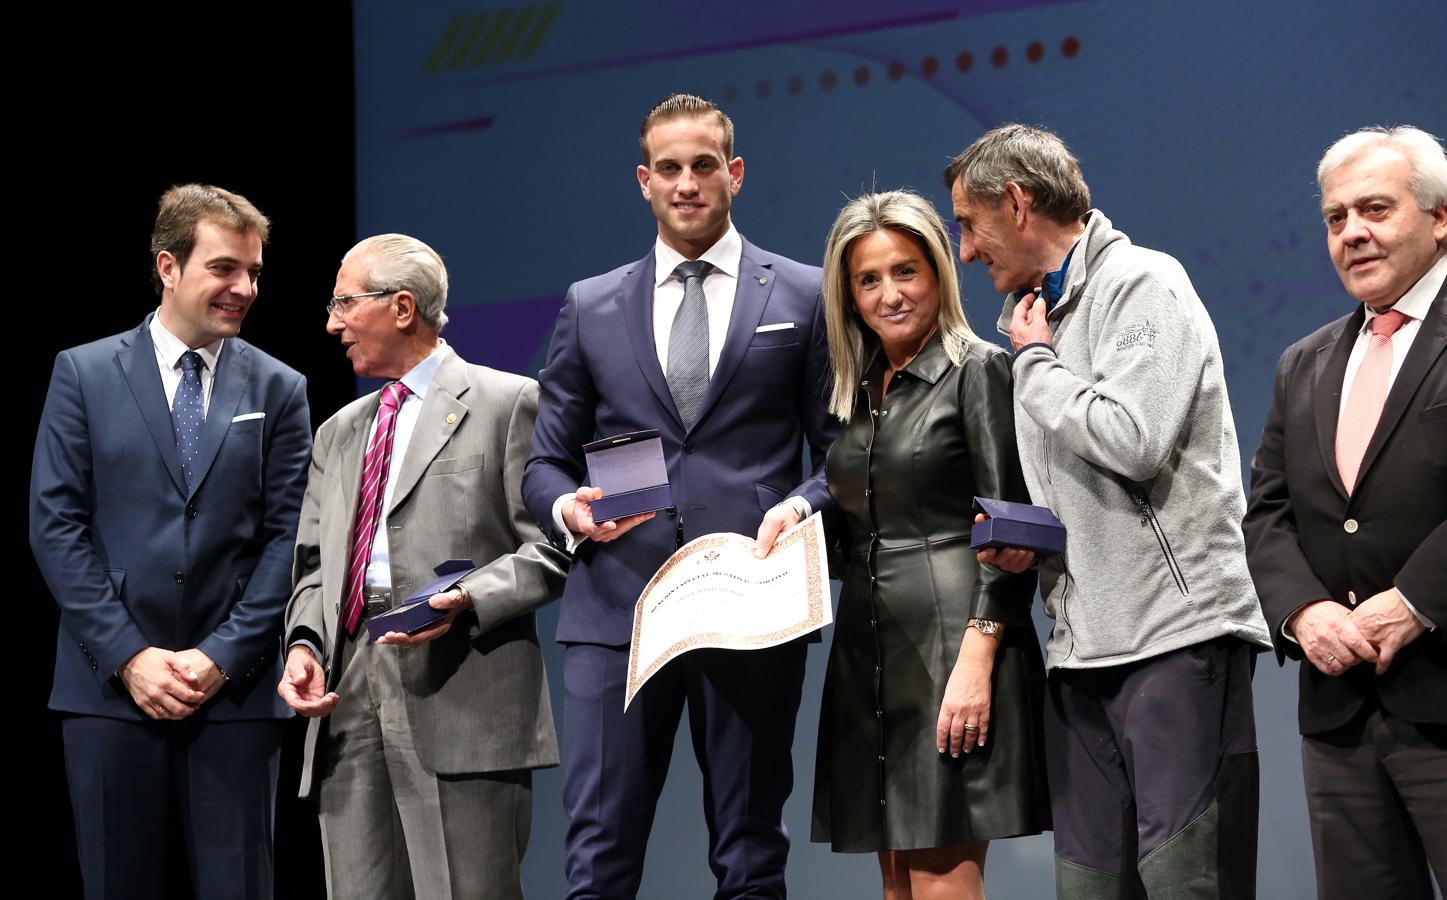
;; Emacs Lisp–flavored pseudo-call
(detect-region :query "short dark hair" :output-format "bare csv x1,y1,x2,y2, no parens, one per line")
943,124,1090,224
150,184,270,294
639,93,735,163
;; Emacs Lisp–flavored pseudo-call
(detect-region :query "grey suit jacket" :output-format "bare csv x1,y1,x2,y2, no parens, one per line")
285,346,569,796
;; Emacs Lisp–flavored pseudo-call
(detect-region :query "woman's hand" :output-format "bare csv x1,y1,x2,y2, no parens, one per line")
935,630,999,757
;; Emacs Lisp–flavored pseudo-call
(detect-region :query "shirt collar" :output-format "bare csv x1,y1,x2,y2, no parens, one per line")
397,341,448,399
863,329,950,386
653,224,742,287
1363,251,1446,331
150,310,223,372
1041,241,1078,309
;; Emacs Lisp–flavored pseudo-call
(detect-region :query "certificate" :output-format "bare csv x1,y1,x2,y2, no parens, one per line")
625,513,831,710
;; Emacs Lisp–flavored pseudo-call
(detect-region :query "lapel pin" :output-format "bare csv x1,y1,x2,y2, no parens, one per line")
446,413,457,424
758,276,769,285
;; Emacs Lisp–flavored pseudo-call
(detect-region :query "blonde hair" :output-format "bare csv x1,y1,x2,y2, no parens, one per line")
822,190,983,422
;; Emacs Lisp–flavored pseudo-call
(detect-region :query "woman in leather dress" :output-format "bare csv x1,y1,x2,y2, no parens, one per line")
811,191,1049,899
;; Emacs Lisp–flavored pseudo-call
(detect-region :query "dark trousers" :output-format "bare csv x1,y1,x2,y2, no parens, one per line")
62,714,284,900
1302,705,1446,900
560,640,807,900
1045,639,1259,899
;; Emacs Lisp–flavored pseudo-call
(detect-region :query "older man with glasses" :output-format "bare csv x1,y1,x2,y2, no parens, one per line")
279,233,568,900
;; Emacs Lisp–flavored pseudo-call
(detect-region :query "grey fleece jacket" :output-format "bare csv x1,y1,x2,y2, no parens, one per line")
1001,210,1271,670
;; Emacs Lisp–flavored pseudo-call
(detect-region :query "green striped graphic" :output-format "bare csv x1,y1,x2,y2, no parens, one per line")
423,3,561,73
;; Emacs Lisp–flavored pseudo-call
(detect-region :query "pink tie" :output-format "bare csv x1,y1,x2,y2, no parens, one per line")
1336,310,1408,495
342,381,411,637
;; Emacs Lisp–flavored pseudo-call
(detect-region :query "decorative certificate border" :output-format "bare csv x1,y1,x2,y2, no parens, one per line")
625,517,829,707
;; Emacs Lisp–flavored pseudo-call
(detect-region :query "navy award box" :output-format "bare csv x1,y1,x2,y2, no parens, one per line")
584,429,673,522
969,497,1067,558
364,559,476,640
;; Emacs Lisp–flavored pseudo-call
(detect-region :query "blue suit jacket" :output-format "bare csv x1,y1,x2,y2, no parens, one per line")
524,238,838,645
31,317,311,721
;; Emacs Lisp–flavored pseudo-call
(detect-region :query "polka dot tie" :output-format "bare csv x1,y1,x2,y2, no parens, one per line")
172,351,206,490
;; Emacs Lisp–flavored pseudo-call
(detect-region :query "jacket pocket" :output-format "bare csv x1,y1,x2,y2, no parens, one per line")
428,453,486,475
755,482,785,513
1135,493,1189,597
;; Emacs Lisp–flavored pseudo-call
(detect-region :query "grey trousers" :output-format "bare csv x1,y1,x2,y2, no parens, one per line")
1045,638,1260,899
1302,706,1446,900
317,631,533,900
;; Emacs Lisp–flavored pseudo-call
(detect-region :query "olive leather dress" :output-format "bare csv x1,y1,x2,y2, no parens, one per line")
812,333,1050,852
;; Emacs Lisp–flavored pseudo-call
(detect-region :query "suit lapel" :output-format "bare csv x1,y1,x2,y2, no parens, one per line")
623,250,684,428
118,320,187,498
1311,307,1362,501
1354,284,1447,490
388,348,469,514
692,240,772,431
186,340,252,499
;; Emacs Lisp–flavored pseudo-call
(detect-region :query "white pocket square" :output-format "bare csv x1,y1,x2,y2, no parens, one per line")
232,412,266,423
755,322,795,333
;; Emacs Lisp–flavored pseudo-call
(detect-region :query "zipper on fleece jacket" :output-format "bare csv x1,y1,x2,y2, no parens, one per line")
1135,493,1190,597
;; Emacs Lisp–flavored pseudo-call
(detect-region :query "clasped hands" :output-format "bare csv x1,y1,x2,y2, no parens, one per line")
120,646,225,720
1287,589,1426,678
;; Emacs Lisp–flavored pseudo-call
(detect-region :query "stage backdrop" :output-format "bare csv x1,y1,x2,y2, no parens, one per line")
352,0,1446,896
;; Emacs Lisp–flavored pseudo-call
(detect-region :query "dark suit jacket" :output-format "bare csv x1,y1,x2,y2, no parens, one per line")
523,238,838,645
284,348,569,796
31,316,311,721
1243,283,1445,735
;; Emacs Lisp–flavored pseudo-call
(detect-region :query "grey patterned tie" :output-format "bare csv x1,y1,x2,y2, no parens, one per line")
667,260,713,428
172,350,206,490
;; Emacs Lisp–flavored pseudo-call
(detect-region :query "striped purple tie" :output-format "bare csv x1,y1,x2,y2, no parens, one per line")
341,381,410,637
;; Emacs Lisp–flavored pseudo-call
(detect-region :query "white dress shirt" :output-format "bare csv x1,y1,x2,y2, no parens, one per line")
150,312,222,414
651,225,742,377
1337,252,1445,421
364,342,448,591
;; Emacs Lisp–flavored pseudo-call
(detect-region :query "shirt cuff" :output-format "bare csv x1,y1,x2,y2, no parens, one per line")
786,496,812,520
1396,586,1436,631
552,492,584,554
1280,602,1315,644
288,639,322,661
1012,342,1055,362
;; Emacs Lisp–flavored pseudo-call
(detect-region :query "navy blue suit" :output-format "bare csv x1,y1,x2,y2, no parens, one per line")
30,317,310,899
524,238,836,898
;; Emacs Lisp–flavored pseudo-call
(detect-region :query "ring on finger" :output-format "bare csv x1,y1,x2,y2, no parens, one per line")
963,723,979,732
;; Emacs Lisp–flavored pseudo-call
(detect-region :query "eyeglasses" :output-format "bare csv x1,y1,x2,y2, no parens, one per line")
326,290,400,317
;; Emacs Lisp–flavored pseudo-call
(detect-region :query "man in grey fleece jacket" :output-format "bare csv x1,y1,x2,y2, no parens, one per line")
947,125,1272,899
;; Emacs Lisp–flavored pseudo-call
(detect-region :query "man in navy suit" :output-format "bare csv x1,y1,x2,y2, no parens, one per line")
30,184,311,899
524,94,837,899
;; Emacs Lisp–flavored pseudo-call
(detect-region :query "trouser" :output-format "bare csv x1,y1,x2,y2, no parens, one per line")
561,640,807,900
316,624,533,900
1045,638,1259,899
62,713,283,900
1301,703,1446,900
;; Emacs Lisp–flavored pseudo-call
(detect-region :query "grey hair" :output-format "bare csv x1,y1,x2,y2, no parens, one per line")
1317,125,1447,213
822,190,983,422
942,123,1090,224
343,234,450,332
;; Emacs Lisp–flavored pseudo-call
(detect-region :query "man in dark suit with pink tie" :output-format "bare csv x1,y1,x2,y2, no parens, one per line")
1244,125,1446,899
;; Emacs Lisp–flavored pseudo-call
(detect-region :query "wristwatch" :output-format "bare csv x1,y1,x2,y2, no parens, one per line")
967,617,1001,636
